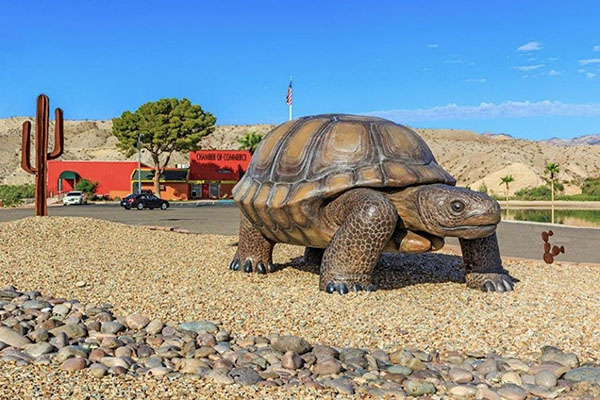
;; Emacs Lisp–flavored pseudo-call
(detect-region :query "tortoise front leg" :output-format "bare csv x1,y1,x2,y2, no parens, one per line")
320,189,397,294
230,213,275,274
460,233,514,292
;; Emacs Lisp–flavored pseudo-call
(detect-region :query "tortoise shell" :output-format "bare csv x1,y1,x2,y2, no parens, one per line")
233,114,456,246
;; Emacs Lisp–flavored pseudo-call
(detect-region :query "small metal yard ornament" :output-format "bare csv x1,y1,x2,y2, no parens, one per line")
21,94,64,216
542,230,565,264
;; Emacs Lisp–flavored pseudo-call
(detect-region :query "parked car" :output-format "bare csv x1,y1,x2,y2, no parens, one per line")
63,191,88,205
120,193,169,210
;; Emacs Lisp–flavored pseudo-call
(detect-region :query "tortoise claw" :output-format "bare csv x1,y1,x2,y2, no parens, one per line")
365,284,377,292
336,283,348,295
325,283,336,294
243,260,252,273
230,259,240,271
483,281,495,292
351,283,362,292
257,262,266,274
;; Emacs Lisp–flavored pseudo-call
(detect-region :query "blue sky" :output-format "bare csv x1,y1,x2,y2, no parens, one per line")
1,0,599,139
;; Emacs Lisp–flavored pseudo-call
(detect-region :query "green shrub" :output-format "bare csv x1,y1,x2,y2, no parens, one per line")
477,182,488,194
0,184,36,206
581,178,600,197
513,185,552,200
75,179,99,197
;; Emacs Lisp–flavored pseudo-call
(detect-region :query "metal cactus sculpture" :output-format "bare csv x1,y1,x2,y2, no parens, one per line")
21,94,64,216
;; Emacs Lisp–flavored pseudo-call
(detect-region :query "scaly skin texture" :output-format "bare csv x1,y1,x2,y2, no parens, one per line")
230,213,275,274
460,233,514,292
318,189,397,293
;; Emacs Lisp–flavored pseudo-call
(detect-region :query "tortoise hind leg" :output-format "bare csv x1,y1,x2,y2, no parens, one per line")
320,189,397,294
304,247,324,265
231,213,275,274
460,233,514,292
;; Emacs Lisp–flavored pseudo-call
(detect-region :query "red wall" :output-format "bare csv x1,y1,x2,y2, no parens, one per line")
48,160,145,197
189,150,251,181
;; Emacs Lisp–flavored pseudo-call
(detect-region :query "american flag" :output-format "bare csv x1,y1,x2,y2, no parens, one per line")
286,80,292,105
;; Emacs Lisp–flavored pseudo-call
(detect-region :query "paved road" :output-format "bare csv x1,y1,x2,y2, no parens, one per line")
0,203,597,264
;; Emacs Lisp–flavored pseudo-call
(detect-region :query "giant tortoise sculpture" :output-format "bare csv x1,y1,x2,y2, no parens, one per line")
230,114,513,294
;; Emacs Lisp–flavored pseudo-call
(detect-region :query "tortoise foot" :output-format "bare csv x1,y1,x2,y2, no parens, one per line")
229,257,274,275
466,272,514,292
323,281,376,295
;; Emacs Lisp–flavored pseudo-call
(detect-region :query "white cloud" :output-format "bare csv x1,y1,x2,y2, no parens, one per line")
517,41,542,52
527,57,537,61
445,58,464,64
578,68,586,73
593,45,600,52
579,58,600,65
465,78,487,83
513,64,545,71
547,57,559,61
427,43,438,48
368,100,600,122
587,72,596,79
548,69,560,76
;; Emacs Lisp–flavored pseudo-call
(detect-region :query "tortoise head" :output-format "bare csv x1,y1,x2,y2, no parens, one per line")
389,184,501,239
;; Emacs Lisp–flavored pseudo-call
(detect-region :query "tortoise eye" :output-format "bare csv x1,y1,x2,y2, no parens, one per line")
451,200,465,213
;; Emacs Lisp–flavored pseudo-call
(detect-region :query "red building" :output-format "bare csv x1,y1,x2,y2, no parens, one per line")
189,150,251,199
47,160,146,199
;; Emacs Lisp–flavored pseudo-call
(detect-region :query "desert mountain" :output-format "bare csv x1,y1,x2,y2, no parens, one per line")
543,134,600,147
1,117,599,196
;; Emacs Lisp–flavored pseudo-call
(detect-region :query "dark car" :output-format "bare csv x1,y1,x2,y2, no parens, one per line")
120,193,169,210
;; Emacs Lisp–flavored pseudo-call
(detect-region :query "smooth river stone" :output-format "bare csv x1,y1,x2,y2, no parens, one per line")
0,327,31,349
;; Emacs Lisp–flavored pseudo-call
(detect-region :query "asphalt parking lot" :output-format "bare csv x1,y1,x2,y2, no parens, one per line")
0,203,597,264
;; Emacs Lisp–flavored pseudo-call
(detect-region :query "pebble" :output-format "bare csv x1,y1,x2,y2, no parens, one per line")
145,319,164,335
178,321,218,334
449,384,478,397
61,357,87,371
206,370,234,385
271,335,311,354
449,367,474,383
404,379,436,396
496,383,527,400
0,284,599,398
313,359,341,376
564,367,600,385
535,369,558,388
281,351,303,370
0,327,31,348
125,314,150,330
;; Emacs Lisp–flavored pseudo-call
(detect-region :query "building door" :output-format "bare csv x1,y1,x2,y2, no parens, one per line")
209,182,220,198
191,184,202,199
202,184,209,199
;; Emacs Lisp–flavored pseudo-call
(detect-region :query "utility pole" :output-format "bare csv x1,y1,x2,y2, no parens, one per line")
137,133,142,194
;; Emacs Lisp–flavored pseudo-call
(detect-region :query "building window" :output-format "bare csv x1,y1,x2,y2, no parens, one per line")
160,184,166,191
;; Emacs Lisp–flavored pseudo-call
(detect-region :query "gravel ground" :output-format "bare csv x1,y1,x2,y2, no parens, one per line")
1,216,599,399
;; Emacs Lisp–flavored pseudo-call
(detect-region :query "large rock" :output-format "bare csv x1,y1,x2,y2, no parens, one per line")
125,313,150,330
50,324,87,339
0,327,31,349
271,335,311,355
564,367,600,385
178,321,218,334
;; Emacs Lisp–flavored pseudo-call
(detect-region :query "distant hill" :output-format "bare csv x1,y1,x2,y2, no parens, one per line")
1,117,599,196
543,134,600,147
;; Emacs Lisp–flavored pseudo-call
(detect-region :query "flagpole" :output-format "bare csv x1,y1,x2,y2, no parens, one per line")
289,76,293,121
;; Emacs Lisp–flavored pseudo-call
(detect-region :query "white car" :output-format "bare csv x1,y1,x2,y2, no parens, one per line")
63,191,88,205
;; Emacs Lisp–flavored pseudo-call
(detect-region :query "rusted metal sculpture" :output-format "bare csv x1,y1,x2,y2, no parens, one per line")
230,114,512,294
542,230,565,264
21,94,64,216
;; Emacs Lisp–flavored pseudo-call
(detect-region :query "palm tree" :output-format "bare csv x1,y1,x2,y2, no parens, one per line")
237,132,263,154
499,175,514,215
545,162,560,224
